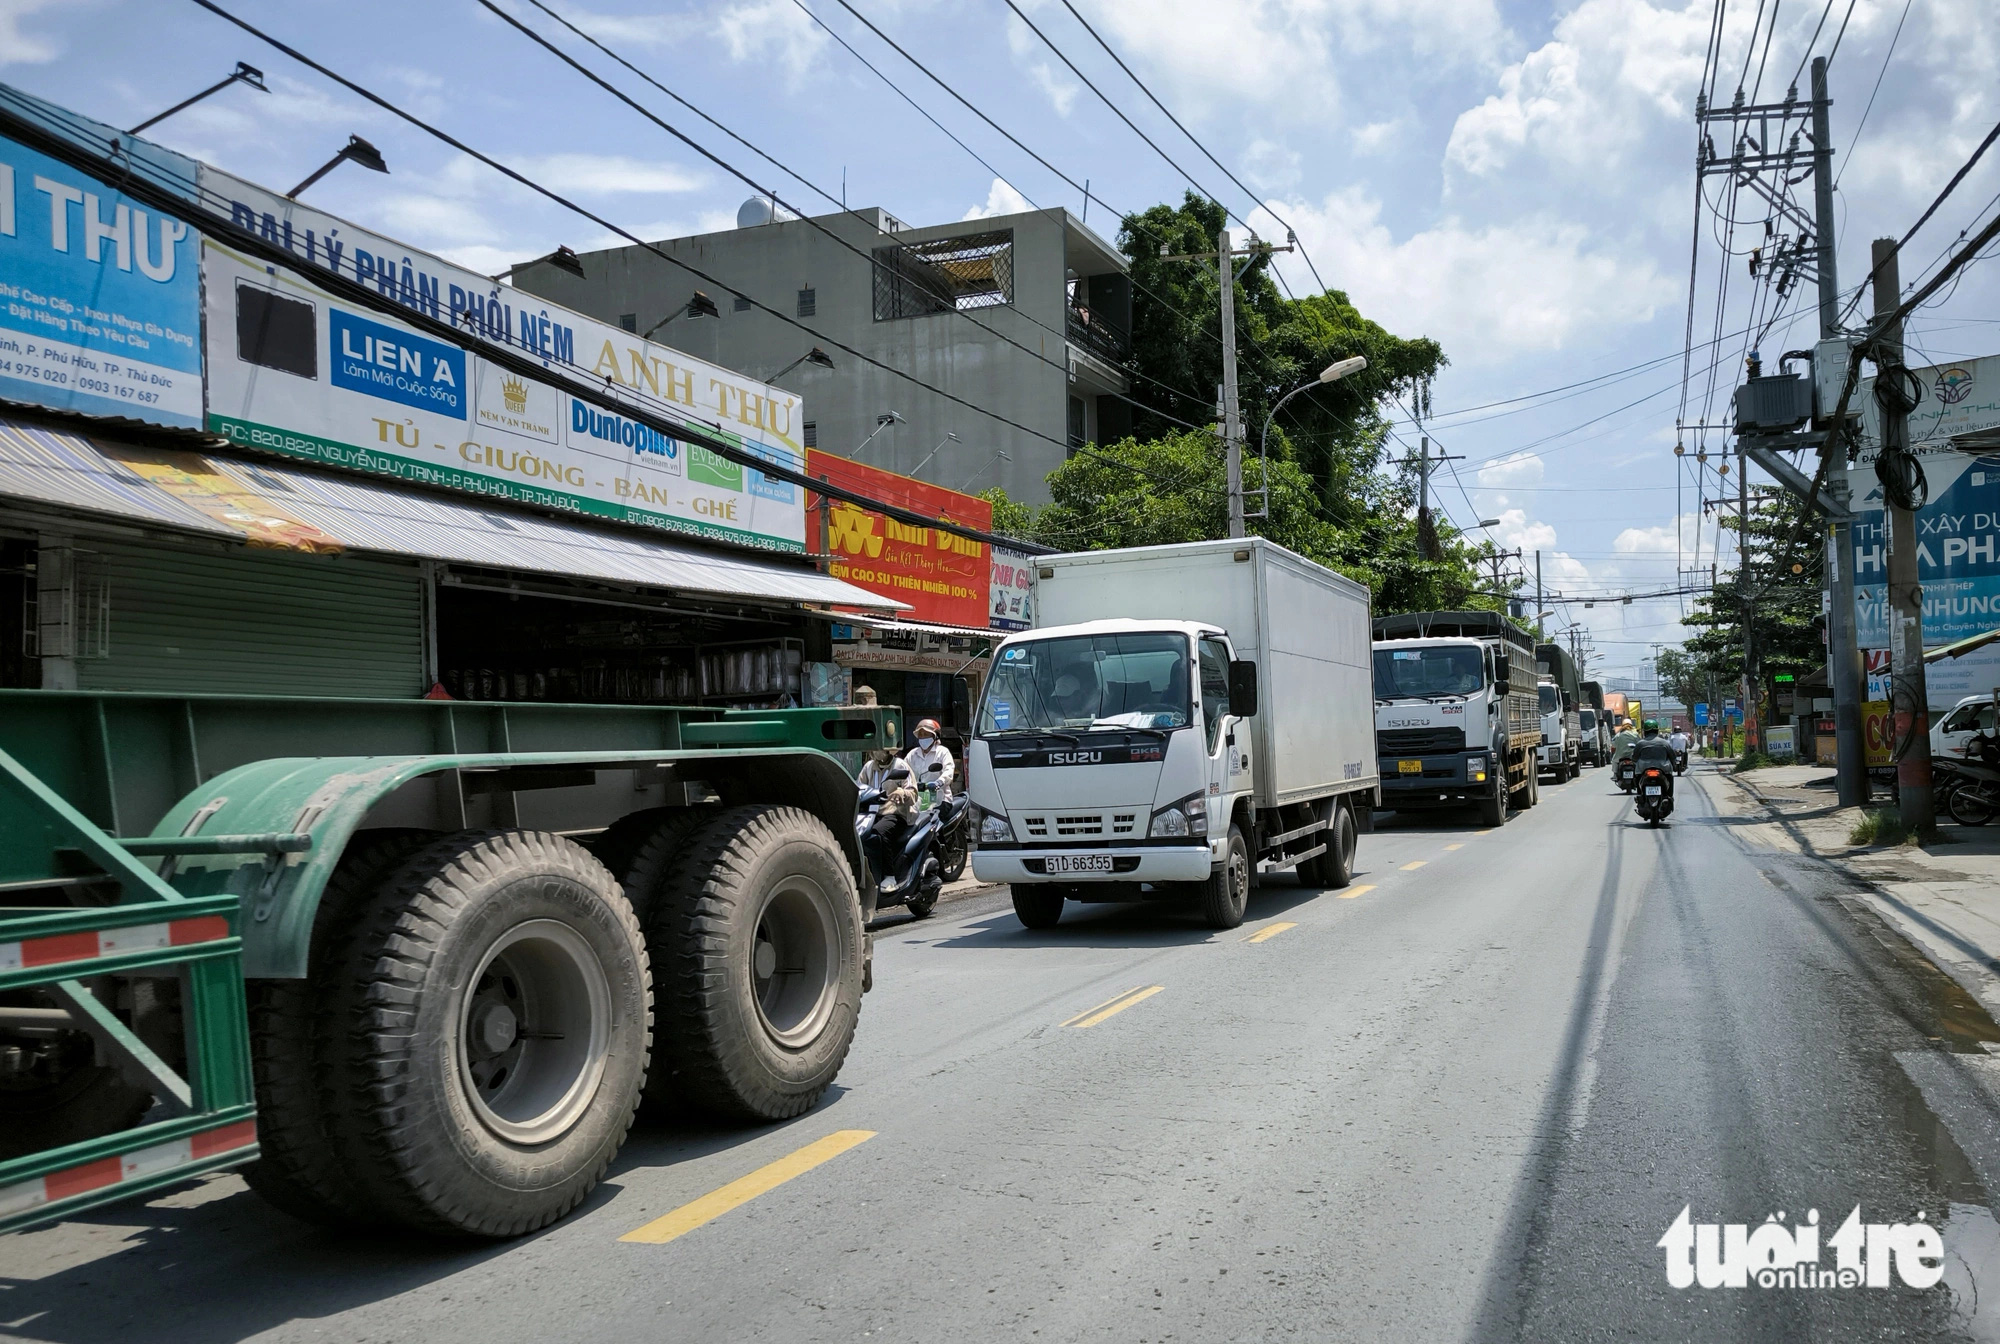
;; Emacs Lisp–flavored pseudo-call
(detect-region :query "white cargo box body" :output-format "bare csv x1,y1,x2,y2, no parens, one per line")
1033,537,1375,810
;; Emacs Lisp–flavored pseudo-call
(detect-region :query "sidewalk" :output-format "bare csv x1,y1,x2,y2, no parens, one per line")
1714,761,2000,1021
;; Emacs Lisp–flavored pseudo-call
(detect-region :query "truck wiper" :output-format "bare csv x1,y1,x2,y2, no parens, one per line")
984,728,1080,743
1099,724,1169,740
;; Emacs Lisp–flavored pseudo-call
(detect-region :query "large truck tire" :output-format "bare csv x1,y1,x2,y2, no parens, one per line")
1525,764,1540,808
321,830,650,1238
244,829,428,1228
1478,768,1509,828
1298,800,1354,888
1200,824,1252,929
643,805,863,1123
1010,884,1066,929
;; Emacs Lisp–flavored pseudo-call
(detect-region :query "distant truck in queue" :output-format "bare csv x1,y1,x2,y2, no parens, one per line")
968,538,1379,931
1371,611,1544,826
1535,642,1584,782
1579,680,1610,766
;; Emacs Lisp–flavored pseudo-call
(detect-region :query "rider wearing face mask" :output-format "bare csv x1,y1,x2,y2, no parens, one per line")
903,718,956,800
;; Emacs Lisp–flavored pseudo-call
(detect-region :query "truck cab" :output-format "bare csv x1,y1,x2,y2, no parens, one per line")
968,619,1242,895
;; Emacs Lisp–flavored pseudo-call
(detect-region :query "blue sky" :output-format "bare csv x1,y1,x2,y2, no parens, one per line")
5,0,1995,684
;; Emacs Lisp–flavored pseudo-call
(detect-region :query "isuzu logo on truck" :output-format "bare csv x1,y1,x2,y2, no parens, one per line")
1048,750,1103,765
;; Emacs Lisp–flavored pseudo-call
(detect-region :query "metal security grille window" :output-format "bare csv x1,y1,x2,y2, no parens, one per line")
733,294,752,312
872,230,1014,321
803,421,818,448
797,287,816,317
618,313,636,332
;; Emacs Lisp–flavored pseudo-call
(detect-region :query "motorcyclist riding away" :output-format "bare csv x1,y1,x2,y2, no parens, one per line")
903,718,956,800
1610,721,1641,766
1634,719,1677,786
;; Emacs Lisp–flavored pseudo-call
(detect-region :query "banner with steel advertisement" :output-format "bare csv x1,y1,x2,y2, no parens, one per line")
196,169,803,551
1846,355,2000,657
0,87,203,428
806,448,992,626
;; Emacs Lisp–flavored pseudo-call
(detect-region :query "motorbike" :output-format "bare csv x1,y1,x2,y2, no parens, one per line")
1614,756,1636,793
855,762,969,919
1673,748,1689,775
1634,762,1675,826
1938,730,2000,827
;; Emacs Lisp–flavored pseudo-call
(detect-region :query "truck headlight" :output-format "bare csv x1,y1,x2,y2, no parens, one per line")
1468,755,1487,782
1149,792,1209,839
970,803,1015,844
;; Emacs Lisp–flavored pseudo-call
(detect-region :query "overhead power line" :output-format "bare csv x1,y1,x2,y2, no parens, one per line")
1837,113,2000,322
1052,0,1330,294
186,0,1213,498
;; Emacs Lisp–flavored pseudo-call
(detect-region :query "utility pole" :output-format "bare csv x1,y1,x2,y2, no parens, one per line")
1395,437,1463,561
1739,438,1755,750
1220,228,1245,539
1535,550,1544,639
1812,56,1868,807
1872,239,1934,832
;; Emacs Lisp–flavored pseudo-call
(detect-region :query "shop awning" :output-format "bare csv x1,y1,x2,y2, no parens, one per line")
827,614,1000,640
0,416,905,613
1926,628,2000,662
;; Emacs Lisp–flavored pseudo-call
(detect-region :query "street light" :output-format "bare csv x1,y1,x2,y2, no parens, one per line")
766,347,836,383
957,449,1012,491
128,62,266,136
286,135,387,199
1257,356,1370,513
852,412,903,456
910,432,960,479
490,246,587,284
641,291,721,341
1477,518,1502,529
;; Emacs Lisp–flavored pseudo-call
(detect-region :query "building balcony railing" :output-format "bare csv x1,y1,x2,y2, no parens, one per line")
1065,303,1130,365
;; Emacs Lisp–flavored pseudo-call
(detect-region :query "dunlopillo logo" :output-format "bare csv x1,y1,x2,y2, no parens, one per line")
570,399,678,460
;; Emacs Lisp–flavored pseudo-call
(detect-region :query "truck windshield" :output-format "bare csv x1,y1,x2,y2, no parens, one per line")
1580,709,1597,731
979,632,1191,733
1373,646,1484,699
1539,685,1561,715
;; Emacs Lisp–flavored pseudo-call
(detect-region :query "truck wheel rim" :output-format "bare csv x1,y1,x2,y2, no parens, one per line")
753,875,840,1049
1228,837,1248,909
458,919,612,1146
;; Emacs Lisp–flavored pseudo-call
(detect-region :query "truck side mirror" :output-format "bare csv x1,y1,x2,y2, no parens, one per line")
1493,653,1511,685
1228,660,1259,718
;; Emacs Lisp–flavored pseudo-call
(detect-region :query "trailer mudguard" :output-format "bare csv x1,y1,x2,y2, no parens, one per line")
149,748,862,979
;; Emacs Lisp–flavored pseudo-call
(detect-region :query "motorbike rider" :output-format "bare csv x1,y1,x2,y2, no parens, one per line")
904,718,956,800
862,764,921,881
855,746,904,792
1633,719,1677,793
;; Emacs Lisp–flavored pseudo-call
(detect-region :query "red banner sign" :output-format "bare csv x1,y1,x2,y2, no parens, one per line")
806,449,993,627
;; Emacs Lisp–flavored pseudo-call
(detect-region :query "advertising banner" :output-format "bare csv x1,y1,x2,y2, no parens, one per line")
990,544,1037,630
0,124,202,427
196,169,803,551
805,448,991,626
1846,355,2000,655
1863,700,1894,767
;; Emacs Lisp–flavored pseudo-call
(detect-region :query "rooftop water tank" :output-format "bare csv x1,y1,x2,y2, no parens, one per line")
737,195,799,228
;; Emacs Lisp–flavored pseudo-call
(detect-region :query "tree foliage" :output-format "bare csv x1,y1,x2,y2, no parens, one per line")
1677,486,1824,686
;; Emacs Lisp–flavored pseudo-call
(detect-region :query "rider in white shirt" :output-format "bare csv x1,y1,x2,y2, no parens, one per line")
902,718,956,799
1668,728,1692,754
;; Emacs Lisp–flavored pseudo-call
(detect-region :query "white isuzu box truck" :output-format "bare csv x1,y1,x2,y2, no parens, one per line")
967,537,1379,930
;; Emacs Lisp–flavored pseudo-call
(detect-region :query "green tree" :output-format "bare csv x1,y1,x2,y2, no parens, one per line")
990,430,1497,616
1116,193,1446,518
1678,486,1823,685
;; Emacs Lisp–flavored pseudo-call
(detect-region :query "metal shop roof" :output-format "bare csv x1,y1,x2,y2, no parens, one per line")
0,416,905,614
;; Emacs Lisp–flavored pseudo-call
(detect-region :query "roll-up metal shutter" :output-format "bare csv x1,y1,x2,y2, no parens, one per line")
74,538,424,697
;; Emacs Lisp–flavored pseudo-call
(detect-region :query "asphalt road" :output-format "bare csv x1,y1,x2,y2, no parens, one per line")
5,762,2000,1342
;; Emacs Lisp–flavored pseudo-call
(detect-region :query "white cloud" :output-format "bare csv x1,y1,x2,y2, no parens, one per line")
1614,512,1702,554
962,177,1033,221
513,154,705,196
0,0,61,65
1350,118,1406,156
1253,190,1676,360
711,0,826,79
1491,507,1558,552
1007,15,1078,116
1241,138,1301,192
1478,449,1544,489
553,3,672,48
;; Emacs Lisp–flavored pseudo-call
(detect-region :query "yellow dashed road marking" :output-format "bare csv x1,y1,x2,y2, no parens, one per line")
1400,861,1428,871
1067,985,1164,1028
1444,843,1464,851
1337,884,1378,900
1245,921,1297,943
620,1130,876,1244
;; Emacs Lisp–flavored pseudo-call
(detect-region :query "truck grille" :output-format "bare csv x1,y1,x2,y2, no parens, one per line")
1378,727,1465,754
1019,812,1138,839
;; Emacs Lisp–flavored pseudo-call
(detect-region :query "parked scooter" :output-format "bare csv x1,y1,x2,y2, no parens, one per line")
1937,729,2000,827
1635,762,1675,825
856,762,969,918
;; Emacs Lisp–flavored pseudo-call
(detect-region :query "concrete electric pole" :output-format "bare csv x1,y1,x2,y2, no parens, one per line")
1812,56,1869,808
1535,550,1544,639
1220,228,1246,539
1871,239,1934,832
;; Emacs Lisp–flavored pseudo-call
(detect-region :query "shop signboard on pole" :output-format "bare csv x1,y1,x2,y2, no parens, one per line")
806,448,991,627
1847,355,2000,703
196,169,803,552
0,87,203,428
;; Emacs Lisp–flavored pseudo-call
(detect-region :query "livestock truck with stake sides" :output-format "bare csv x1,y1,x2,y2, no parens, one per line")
1372,611,1543,826
967,538,1379,930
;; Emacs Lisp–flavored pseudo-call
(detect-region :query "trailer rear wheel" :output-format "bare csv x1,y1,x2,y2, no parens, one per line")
1478,768,1508,828
323,830,649,1238
244,829,427,1228
1010,885,1065,929
1298,800,1354,889
644,805,862,1122
1200,825,1251,929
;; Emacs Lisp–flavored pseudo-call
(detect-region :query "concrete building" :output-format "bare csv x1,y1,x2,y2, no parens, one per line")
512,201,1133,505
